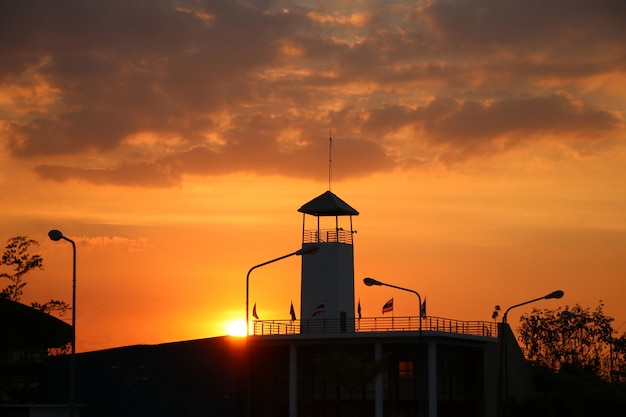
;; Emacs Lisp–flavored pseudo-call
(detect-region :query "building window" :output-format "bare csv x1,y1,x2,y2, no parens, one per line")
398,360,414,378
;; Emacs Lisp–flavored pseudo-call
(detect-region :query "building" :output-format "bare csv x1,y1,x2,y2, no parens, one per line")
245,189,533,417
23,189,533,417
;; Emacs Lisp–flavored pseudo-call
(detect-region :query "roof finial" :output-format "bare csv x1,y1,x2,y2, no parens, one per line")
328,130,333,191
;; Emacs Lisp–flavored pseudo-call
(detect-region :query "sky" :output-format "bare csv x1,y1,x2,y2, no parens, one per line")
1,0,625,352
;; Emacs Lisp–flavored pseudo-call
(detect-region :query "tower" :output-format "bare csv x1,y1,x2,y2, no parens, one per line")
298,190,359,333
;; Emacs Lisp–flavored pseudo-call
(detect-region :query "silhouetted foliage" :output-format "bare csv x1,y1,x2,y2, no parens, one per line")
1,236,73,404
510,364,626,417
0,236,70,316
517,302,625,380
1,236,43,301
512,302,626,417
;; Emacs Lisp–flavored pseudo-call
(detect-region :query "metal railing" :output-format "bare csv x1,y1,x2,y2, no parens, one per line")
302,229,353,244
252,316,499,338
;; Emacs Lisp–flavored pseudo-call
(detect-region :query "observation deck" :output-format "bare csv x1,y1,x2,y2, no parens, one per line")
302,228,354,244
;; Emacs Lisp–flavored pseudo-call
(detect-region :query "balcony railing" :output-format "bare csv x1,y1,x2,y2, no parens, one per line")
302,228,353,244
252,316,499,339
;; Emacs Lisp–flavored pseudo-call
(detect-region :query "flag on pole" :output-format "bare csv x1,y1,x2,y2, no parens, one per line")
290,301,296,321
312,302,325,317
420,298,427,318
382,298,393,314
357,298,362,319
252,303,259,320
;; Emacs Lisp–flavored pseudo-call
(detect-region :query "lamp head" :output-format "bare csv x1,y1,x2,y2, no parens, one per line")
48,229,64,241
545,290,564,300
363,277,382,286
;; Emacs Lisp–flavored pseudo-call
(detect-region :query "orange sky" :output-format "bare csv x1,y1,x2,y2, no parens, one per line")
1,0,625,352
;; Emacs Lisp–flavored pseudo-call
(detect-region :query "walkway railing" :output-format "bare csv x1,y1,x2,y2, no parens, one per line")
252,316,499,339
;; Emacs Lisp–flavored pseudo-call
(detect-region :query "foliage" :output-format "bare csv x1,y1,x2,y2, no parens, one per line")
511,365,626,417
518,302,625,381
0,236,70,316
0,236,43,301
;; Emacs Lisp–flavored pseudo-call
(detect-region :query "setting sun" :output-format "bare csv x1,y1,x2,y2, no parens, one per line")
227,320,247,337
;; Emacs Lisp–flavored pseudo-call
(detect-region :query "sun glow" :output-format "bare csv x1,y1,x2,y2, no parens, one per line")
227,320,247,337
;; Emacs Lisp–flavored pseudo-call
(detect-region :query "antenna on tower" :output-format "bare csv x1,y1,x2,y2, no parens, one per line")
328,130,333,191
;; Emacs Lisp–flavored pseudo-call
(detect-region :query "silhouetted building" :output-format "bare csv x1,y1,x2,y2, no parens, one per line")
243,190,528,417
0,297,71,409
6,190,535,416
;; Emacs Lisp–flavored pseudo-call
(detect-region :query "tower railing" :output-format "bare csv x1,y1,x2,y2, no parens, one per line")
251,316,499,339
302,228,353,244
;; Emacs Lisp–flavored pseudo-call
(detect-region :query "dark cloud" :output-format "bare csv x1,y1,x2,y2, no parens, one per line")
423,0,626,48
2,0,625,187
9,110,139,156
365,92,623,162
35,138,392,187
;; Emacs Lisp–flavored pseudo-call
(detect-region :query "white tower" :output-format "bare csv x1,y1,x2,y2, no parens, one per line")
298,190,358,333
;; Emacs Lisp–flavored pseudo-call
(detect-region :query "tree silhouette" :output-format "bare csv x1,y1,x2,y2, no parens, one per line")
513,303,626,417
518,302,625,381
0,236,69,316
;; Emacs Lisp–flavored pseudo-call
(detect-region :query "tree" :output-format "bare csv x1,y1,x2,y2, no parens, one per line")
0,236,69,316
514,303,626,417
517,302,622,380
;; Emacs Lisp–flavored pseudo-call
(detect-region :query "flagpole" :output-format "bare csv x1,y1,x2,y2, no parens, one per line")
364,277,422,338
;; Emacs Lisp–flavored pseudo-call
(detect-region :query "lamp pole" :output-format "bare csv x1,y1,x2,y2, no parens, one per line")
48,230,76,417
245,245,319,336
363,277,423,336
499,290,564,416
244,245,318,417
364,277,424,417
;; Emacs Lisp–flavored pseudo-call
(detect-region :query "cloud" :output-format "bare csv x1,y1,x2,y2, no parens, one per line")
2,0,625,187
35,136,393,186
76,236,151,252
367,91,622,142
423,0,626,48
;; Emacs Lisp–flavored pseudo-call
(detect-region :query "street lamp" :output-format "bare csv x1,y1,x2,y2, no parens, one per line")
502,290,564,324
499,289,564,416
48,229,76,417
365,277,424,417
245,245,318,336
363,277,423,336
244,245,318,417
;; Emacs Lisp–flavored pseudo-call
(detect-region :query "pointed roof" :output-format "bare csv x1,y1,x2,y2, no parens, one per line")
298,190,359,216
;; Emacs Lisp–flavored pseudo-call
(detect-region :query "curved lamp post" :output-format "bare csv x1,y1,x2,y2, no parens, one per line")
502,290,564,323
48,229,76,417
363,277,423,336
500,289,564,416
365,277,424,417
245,245,319,336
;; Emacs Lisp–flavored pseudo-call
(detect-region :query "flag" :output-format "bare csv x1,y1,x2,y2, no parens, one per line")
382,298,393,314
357,298,362,319
420,298,427,318
290,301,296,321
252,303,259,320
312,303,325,317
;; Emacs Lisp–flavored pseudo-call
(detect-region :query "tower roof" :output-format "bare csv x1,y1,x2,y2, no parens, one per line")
298,190,359,216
